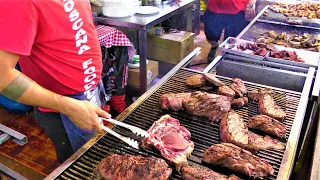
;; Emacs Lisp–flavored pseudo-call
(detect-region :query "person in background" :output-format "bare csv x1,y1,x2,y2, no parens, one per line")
204,0,257,62
0,0,111,164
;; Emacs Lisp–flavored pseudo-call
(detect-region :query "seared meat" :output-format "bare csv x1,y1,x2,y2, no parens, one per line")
203,73,225,87
141,115,194,171
232,97,248,108
259,94,286,121
183,91,232,122
186,74,206,87
203,143,274,178
160,93,191,111
248,88,274,101
181,166,239,180
218,86,236,98
248,115,287,138
230,78,247,97
248,131,285,151
97,154,172,180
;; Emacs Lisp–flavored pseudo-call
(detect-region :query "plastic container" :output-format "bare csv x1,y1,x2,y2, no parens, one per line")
102,0,140,18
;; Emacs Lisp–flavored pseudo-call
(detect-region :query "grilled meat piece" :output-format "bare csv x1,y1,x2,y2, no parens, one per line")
160,93,191,111
183,91,232,122
230,78,247,97
203,73,225,87
203,143,274,178
248,88,274,102
232,97,248,108
259,94,287,121
97,154,172,180
141,115,194,171
186,74,206,87
248,131,285,151
181,166,240,180
248,115,287,138
218,86,236,98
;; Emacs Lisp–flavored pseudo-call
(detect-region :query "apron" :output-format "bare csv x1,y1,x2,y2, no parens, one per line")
60,81,108,152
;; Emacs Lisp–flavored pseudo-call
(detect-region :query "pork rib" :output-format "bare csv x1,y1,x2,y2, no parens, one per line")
181,166,239,180
203,73,225,87
230,78,247,97
248,131,285,152
97,154,172,180
259,94,287,121
232,97,248,108
183,91,232,122
248,88,274,102
218,85,236,98
185,74,206,87
203,143,274,178
248,115,287,138
160,93,191,111
141,115,194,171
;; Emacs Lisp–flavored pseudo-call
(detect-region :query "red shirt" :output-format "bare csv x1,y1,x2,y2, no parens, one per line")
207,0,249,14
0,0,102,97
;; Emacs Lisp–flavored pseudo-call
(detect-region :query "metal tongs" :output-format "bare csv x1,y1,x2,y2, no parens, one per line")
99,117,149,149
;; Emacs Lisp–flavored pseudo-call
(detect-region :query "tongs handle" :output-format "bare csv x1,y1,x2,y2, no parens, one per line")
100,125,139,149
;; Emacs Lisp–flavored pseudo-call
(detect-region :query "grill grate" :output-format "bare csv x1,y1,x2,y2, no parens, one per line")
56,69,301,180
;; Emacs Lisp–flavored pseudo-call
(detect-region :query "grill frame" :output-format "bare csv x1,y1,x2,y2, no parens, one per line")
46,62,314,180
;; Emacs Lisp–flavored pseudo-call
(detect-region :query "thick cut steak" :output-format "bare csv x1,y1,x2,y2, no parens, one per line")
185,74,206,87
183,91,232,122
203,143,274,178
141,115,194,171
248,115,287,138
218,86,236,98
181,166,239,180
97,154,172,180
232,97,248,108
230,78,247,97
259,94,287,121
203,73,225,87
160,93,191,111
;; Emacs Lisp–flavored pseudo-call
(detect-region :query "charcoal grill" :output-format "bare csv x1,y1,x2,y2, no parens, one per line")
45,47,314,180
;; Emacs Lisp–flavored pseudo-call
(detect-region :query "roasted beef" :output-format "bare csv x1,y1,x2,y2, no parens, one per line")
248,88,274,101
203,73,225,87
248,131,285,151
141,115,194,171
248,115,287,138
183,91,231,122
230,78,247,97
97,154,172,180
259,94,287,121
232,97,248,108
218,86,236,98
181,166,239,180
160,93,191,111
186,74,206,87
203,143,274,178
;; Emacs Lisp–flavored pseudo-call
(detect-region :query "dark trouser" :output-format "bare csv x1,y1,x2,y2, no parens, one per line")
34,108,74,164
204,10,249,42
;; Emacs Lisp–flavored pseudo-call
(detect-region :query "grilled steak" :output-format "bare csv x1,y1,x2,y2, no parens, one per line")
230,78,247,97
218,86,236,98
97,154,172,180
259,94,286,121
203,73,225,87
248,115,287,138
248,88,274,101
183,91,232,122
181,166,239,180
141,115,194,171
220,111,285,152
203,143,274,178
160,93,191,111
186,74,206,87
232,97,248,108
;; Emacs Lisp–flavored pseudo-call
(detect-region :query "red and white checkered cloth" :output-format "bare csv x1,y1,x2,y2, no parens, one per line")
95,25,135,59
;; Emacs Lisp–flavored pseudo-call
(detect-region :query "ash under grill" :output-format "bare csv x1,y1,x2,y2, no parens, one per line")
56,69,301,180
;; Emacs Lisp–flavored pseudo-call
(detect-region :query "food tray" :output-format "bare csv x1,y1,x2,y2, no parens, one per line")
219,37,267,61
265,45,320,68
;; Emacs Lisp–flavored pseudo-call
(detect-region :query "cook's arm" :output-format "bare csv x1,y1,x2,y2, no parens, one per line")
0,50,110,132
245,0,257,20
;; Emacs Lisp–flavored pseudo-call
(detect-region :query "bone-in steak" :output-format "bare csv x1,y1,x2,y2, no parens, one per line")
203,143,274,178
185,74,206,87
97,154,172,180
230,78,247,97
248,115,287,138
218,86,236,98
141,115,194,171
160,93,191,111
259,94,287,121
203,73,225,87
181,166,240,180
183,91,231,122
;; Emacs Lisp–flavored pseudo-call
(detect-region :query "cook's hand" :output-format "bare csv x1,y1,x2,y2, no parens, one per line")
245,3,256,21
62,97,111,133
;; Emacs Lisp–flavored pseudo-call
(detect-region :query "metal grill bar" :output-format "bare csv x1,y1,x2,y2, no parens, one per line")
53,69,304,180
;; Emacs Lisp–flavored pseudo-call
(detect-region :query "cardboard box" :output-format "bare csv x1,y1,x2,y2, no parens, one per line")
147,31,195,64
128,60,159,87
